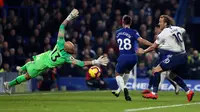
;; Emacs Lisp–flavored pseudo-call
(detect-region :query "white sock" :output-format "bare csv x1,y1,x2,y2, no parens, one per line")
152,92,157,95
115,88,121,94
123,74,129,83
159,72,167,89
186,90,191,94
116,76,125,92
115,74,129,94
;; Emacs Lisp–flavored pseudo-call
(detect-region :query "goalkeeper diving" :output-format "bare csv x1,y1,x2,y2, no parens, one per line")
4,9,109,95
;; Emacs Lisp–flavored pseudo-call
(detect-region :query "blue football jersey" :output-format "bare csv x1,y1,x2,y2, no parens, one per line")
116,28,140,55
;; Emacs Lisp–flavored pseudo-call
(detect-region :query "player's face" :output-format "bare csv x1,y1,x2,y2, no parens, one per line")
159,18,166,31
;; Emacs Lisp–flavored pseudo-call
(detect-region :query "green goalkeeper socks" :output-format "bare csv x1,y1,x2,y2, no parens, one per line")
9,75,27,87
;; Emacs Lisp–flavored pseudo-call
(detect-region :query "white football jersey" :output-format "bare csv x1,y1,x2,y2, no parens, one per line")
155,26,186,52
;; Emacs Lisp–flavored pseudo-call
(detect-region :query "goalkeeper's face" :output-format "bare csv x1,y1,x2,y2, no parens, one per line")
64,41,76,54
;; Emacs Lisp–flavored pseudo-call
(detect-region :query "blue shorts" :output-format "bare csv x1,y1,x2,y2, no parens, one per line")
116,54,137,74
155,51,188,75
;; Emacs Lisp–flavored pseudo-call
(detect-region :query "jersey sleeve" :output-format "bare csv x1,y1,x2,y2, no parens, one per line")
65,56,85,67
155,32,165,45
133,30,140,39
56,24,65,50
179,27,186,34
115,30,119,39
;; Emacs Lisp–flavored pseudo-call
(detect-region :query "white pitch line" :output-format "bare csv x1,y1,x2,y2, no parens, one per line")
124,102,200,112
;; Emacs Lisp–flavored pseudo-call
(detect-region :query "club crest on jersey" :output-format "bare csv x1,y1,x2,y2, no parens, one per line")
163,58,170,64
70,56,74,60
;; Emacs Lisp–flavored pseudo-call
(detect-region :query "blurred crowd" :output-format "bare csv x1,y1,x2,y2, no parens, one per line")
0,0,199,80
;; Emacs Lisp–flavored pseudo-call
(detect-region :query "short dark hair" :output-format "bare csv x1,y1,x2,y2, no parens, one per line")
122,15,132,25
160,15,175,26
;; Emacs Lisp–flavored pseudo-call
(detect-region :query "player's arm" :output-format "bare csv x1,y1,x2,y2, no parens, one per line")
57,9,79,41
68,55,109,67
133,30,152,46
143,33,164,54
143,42,159,53
70,59,93,67
137,37,153,46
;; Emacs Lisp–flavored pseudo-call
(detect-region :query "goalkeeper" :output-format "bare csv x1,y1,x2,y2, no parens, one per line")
4,9,109,95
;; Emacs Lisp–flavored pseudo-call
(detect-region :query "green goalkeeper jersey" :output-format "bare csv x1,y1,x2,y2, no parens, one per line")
33,25,85,68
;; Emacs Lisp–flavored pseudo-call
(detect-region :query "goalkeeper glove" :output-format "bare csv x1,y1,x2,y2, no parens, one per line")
92,55,109,66
66,9,79,21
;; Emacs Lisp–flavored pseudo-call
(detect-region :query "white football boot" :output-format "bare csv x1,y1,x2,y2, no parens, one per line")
3,82,11,95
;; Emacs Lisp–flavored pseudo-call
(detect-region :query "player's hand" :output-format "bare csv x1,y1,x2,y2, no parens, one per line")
98,55,109,66
16,66,21,71
136,48,144,55
66,9,79,21
92,55,109,66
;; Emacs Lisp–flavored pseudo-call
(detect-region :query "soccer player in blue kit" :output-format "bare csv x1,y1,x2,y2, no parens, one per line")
112,15,153,101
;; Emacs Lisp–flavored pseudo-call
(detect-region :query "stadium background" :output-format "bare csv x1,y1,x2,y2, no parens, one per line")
0,0,200,92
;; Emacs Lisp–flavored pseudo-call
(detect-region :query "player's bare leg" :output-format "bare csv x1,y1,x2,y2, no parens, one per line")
152,65,163,74
115,72,131,101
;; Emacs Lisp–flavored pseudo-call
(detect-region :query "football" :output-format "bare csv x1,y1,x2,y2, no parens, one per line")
88,66,101,78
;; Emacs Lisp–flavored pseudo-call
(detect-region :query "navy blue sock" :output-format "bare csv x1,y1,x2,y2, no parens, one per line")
148,75,154,89
173,75,189,92
153,72,160,93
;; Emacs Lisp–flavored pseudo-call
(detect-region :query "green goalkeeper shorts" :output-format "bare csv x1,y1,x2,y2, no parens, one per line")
25,54,49,78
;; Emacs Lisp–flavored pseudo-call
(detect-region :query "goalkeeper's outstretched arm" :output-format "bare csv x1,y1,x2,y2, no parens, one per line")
69,55,109,67
58,9,79,40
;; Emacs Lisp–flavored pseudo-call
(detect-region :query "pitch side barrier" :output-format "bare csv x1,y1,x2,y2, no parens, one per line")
32,77,200,92
1,72,200,93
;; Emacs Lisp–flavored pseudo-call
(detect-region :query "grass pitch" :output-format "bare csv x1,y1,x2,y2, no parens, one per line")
0,91,199,112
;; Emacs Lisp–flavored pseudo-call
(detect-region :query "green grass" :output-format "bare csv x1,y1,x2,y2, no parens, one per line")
0,91,199,112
